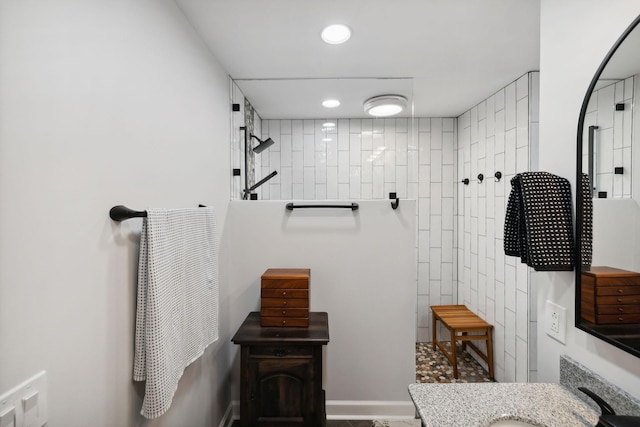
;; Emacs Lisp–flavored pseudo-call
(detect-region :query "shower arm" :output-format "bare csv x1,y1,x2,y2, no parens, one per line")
243,170,278,199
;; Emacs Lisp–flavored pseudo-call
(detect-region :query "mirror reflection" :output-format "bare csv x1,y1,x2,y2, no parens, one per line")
577,15,640,356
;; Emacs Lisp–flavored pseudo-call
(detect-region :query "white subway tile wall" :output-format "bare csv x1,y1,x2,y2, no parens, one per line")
456,72,539,382
232,72,539,383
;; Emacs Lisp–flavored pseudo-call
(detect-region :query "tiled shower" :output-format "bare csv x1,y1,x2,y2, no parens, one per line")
231,72,540,383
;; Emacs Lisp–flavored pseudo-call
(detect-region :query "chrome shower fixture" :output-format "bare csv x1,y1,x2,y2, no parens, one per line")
250,134,275,153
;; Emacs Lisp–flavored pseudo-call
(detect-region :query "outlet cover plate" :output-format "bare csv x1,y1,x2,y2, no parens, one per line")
545,300,567,344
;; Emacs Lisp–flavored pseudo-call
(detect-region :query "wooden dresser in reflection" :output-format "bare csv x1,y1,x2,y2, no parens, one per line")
581,267,640,324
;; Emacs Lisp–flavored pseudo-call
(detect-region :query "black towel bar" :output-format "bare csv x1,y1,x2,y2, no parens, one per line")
109,205,146,221
285,203,359,211
109,204,207,221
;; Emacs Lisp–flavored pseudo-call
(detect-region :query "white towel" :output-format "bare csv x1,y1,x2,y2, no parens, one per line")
133,207,219,419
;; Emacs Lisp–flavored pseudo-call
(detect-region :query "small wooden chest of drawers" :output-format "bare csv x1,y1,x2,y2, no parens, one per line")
261,268,310,327
581,266,640,324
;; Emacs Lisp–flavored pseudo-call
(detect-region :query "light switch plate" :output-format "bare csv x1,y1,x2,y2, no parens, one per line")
0,406,16,427
0,372,47,427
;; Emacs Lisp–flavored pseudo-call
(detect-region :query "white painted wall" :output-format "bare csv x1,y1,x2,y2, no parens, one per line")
538,0,640,397
0,2,233,426
225,200,417,418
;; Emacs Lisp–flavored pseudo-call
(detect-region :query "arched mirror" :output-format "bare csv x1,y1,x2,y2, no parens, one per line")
576,14,640,358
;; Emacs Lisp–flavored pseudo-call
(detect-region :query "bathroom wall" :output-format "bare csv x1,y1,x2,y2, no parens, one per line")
456,72,540,382
538,0,640,397
0,2,233,426
225,200,417,419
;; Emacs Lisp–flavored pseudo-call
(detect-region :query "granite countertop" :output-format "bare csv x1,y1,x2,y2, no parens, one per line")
408,383,600,427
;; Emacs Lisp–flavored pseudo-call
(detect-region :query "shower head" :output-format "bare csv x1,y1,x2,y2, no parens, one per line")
250,135,276,153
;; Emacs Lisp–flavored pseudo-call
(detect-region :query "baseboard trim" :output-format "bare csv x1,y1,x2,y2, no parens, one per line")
223,399,416,423
219,401,239,427
326,400,416,420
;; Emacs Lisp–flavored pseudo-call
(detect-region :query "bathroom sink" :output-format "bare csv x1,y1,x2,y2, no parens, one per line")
489,420,539,427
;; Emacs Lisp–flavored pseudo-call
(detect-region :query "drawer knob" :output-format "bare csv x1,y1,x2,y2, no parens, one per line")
283,301,287,305
618,308,624,312
618,317,624,321
282,310,286,315
273,348,287,357
282,291,287,296
618,298,623,302
617,289,624,293
282,320,286,325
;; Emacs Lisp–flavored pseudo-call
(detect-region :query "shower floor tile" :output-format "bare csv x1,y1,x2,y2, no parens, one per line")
416,341,493,383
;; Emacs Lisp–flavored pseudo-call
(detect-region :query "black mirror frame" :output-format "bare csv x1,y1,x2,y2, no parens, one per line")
575,14,640,359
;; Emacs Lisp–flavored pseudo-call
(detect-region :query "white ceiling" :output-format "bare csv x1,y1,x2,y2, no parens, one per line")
176,0,540,119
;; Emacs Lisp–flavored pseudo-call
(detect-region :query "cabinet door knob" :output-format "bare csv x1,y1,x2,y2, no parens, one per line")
250,391,255,401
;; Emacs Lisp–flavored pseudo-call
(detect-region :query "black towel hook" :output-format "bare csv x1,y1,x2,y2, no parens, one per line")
389,192,399,210
477,173,484,183
461,178,470,185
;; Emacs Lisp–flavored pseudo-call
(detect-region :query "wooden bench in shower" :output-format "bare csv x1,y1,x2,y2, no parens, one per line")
431,304,495,380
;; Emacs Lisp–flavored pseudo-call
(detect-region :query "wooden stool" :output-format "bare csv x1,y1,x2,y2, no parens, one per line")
431,304,494,380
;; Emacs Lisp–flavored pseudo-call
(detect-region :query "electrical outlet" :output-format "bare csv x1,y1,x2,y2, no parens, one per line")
550,310,560,333
545,300,567,344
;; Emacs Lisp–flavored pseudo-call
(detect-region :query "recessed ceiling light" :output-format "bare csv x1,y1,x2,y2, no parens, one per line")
322,122,336,128
363,95,408,117
322,137,333,142
322,99,341,108
321,24,351,45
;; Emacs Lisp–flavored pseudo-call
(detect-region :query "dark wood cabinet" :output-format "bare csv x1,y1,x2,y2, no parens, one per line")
232,312,329,427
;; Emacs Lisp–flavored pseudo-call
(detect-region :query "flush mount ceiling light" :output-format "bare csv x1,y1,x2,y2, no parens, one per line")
363,95,408,117
322,121,336,128
322,99,341,108
321,24,351,44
